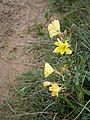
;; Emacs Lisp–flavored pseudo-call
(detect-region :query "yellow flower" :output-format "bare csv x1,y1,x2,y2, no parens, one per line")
44,62,54,77
49,83,60,97
43,81,51,87
53,38,72,55
48,19,60,38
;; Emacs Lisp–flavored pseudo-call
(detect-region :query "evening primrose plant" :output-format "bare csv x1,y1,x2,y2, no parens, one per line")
43,19,73,97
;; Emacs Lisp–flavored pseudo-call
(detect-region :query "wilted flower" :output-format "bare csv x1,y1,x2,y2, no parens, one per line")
44,62,54,77
53,38,72,55
43,81,51,87
49,83,60,97
48,19,60,38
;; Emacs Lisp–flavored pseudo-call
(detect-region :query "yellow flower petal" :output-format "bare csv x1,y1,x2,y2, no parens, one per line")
49,29,58,38
55,38,63,46
48,83,65,97
49,83,60,97
48,19,60,38
65,48,72,54
53,47,60,53
51,92,58,97
59,48,66,55
49,86,53,91
52,20,60,31
53,47,65,55
64,41,70,48
43,81,51,87
44,62,54,77
49,83,60,92
54,39,72,55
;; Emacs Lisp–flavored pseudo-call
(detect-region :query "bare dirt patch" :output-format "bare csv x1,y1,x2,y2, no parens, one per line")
0,0,50,103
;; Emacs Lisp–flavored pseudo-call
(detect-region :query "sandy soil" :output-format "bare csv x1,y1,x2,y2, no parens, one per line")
0,0,50,103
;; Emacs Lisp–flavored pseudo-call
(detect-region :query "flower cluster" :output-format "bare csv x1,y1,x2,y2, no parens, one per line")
48,19,72,55
43,62,64,97
43,81,64,97
43,19,73,97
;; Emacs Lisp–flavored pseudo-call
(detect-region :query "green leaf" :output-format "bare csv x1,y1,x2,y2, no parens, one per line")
61,95,76,110
83,89,90,96
75,78,84,104
85,71,90,82
20,87,29,96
